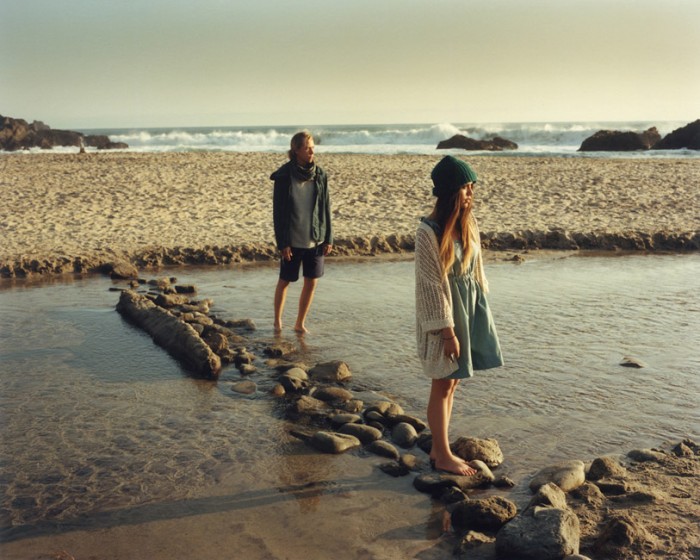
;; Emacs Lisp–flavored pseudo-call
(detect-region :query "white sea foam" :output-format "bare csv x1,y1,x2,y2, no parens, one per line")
71,120,697,157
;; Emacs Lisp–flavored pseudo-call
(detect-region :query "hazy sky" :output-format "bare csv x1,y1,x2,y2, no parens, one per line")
2,0,699,129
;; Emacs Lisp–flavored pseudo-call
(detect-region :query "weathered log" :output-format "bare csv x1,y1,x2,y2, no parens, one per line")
116,290,221,379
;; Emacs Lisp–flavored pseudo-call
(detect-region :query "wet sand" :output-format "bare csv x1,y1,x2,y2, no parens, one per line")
1,152,699,277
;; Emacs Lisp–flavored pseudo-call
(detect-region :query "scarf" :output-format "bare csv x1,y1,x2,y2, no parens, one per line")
291,160,316,182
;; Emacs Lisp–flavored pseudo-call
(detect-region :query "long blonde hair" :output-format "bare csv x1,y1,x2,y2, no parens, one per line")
430,191,476,276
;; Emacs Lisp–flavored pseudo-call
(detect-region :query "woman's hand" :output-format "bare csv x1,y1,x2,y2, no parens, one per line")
442,329,460,362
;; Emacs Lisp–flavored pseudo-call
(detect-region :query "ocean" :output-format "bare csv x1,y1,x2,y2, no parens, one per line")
75,120,699,157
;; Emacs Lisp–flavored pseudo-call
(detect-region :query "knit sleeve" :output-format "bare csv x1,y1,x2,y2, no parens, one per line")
415,224,454,333
471,215,489,294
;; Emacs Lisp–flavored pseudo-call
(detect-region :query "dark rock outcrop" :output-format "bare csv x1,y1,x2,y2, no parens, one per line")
0,115,127,151
437,134,518,151
578,128,661,151
652,119,700,150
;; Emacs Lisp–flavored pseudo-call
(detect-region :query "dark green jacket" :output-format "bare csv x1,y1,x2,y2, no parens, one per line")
271,161,333,250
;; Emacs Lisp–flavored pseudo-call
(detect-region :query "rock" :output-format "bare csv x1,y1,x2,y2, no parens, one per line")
413,471,491,496
391,422,418,448
101,260,139,280
672,441,695,458
366,440,401,461
283,367,309,381
231,380,256,395
278,374,309,393
529,460,586,492
84,134,128,150
270,384,285,397
338,423,383,444
329,413,362,428
289,395,329,417
451,496,518,532
399,453,419,471
437,134,518,151
237,364,257,375
571,482,605,507
496,506,580,560
313,386,354,403
627,448,666,462
593,514,655,558
204,332,229,354
308,360,352,383
116,290,221,379
619,355,646,368
365,400,405,418
469,460,496,482
587,456,627,481
384,413,428,432
451,437,504,467
578,127,661,151
379,461,409,477
652,119,700,150
0,115,128,151
528,482,569,511
493,475,516,489
309,431,361,454
455,531,495,554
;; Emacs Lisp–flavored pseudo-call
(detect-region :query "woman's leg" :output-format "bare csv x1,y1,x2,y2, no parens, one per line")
427,378,477,476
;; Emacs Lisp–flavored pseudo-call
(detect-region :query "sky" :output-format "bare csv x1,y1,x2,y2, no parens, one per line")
1,0,699,129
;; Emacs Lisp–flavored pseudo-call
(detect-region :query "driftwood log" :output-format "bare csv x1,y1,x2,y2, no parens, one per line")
116,290,221,379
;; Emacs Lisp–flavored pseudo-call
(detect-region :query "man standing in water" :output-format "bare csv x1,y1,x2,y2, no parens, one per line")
271,131,333,334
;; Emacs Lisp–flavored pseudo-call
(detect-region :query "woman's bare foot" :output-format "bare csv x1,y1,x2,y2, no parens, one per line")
273,322,282,334
432,455,477,476
294,323,309,334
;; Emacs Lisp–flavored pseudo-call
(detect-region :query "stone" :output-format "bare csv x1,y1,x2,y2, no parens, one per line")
627,448,666,462
309,431,361,454
329,413,362,428
571,482,605,507
237,364,257,375
593,514,655,558
391,422,418,448
528,482,569,511
413,471,491,496
455,531,495,555
578,127,661,151
496,506,580,560
116,290,221,379
529,460,586,492
279,374,309,393
289,395,329,416
620,355,646,368
366,440,401,461
384,413,428,432
231,380,256,395
338,423,383,444
308,360,352,383
451,437,504,467
313,386,354,403
102,260,139,280
436,134,518,151
587,456,627,481
652,119,700,150
452,496,518,532
283,367,309,381
364,401,404,417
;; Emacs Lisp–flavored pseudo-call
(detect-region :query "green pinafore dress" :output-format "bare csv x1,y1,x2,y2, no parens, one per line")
446,236,504,379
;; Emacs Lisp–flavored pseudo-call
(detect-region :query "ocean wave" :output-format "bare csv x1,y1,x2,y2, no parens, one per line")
74,121,695,156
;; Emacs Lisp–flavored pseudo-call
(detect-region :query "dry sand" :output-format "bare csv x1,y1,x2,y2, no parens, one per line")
1,152,699,276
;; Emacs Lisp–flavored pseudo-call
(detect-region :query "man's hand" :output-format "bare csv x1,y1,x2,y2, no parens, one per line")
281,247,292,261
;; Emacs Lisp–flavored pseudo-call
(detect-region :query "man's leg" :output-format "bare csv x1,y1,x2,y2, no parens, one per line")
294,277,318,334
274,278,290,333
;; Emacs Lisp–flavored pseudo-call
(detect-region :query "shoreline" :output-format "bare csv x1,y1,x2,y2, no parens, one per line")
1,152,698,278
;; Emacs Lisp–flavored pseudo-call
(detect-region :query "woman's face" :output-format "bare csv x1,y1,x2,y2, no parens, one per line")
457,182,475,212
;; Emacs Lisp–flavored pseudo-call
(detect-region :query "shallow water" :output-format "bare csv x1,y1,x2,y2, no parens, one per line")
1,253,698,557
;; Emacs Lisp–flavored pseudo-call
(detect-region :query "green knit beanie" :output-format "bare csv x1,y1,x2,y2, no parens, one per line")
431,156,477,197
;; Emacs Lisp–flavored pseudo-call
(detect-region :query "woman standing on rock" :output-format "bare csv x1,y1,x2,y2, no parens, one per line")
415,156,503,476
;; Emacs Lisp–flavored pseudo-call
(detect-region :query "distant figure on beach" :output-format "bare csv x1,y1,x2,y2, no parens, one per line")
271,131,333,334
415,156,503,476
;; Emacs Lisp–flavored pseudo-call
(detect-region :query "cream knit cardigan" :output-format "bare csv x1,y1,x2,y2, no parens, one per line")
415,215,489,379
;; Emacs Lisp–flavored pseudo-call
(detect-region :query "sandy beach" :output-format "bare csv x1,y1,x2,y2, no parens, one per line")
1,152,699,277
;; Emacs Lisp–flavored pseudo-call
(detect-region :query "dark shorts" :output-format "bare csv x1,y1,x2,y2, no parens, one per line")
279,247,325,282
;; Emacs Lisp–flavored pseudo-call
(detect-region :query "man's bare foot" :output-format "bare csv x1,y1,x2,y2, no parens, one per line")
432,455,477,476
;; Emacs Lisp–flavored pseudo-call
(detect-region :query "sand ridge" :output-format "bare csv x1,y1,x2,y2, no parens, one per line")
1,152,698,274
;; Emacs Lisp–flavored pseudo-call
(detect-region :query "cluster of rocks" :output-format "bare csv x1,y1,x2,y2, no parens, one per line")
579,119,700,152
437,134,519,152
480,228,700,252
110,278,699,559
0,115,128,151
